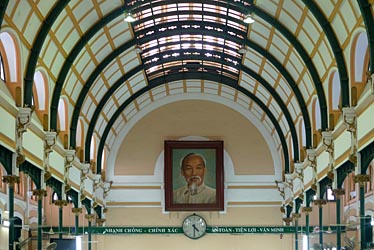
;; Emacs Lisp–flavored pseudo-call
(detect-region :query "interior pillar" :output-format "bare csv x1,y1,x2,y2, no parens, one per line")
2,175,20,250
86,213,95,250
302,207,312,250
9,182,15,250
333,188,345,250
55,200,67,239
360,185,366,249
72,207,82,236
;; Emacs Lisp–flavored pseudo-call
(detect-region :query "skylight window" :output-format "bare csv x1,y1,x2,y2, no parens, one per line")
128,0,249,84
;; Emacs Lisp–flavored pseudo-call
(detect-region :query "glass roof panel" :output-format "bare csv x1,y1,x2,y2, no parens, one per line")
128,0,249,84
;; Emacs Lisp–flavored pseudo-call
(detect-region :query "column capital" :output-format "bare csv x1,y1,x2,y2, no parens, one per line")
85,214,95,222
313,199,327,207
55,200,68,208
354,174,370,187
72,207,82,215
283,217,293,226
332,188,345,197
301,206,313,214
32,189,47,200
292,213,301,220
2,175,20,188
96,218,106,226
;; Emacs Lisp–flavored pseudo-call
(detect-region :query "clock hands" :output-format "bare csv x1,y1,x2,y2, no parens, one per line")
192,224,199,237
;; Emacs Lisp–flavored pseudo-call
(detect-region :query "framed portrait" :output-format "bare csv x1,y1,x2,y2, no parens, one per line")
164,140,224,211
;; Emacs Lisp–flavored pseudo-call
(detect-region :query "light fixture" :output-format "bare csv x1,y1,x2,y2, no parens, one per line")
243,13,255,24
135,44,143,54
3,219,10,227
238,44,247,54
124,11,136,22
326,226,333,234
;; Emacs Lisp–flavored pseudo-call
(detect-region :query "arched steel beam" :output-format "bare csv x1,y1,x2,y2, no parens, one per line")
358,0,374,73
82,63,142,160
50,4,129,131
23,0,71,107
245,39,312,148
240,65,299,161
251,6,328,131
19,161,42,188
302,0,350,107
131,2,328,131
70,37,311,162
69,39,136,147
95,79,290,175
0,0,9,31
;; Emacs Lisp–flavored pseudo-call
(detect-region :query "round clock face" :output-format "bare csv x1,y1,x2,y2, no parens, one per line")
182,214,207,239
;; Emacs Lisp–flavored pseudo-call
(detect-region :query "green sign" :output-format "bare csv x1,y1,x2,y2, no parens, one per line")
85,226,296,235
208,226,294,234
44,226,340,235
97,227,182,234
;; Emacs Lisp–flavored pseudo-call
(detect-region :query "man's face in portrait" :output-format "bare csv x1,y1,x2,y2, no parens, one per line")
181,154,206,189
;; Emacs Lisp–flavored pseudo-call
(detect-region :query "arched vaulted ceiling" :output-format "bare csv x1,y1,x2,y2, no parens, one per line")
1,0,373,179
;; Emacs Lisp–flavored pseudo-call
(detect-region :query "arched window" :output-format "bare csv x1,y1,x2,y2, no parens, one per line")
0,32,18,82
101,147,107,179
33,71,47,111
299,119,306,148
90,135,96,161
76,119,83,148
353,33,368,83
330,72,341,111
0,53,5,81
313,98,321,131
58,98,67,131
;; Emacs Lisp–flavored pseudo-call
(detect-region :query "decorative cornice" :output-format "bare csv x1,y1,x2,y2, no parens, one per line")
96,218,106,226
72,207,82,215
354,174,370,187
2,175,20,188
55,200,68,208
332,188,345,197
283,217,293,226
85,214,95,222
313,199,327,207
292,213,301,219
301,207,313,213
32,189,47,200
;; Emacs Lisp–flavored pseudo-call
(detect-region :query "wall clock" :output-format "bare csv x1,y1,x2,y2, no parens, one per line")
182,214,207,239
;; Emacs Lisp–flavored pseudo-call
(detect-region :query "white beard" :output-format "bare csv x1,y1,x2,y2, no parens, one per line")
189,182,198,195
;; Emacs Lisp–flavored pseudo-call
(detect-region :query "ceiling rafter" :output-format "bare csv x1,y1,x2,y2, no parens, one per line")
252,5,328,131
95,78,290,175
23,0,71,107
302,0,349,107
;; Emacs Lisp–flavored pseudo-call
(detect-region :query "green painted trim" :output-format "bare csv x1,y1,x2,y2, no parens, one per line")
38,199,42,250
336,198,341,250
8,186,14,250
50,4,129,131
0,144,13,174
42,225,344,235
302,0,349,107
358,0,374,73
24,0,71,107
252,6,328,131
319,206,323,246
0,0,9,31
19,160,42,188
